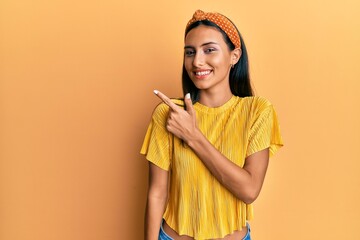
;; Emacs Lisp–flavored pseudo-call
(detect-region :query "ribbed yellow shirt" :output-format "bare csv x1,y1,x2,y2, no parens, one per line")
141,95,283,239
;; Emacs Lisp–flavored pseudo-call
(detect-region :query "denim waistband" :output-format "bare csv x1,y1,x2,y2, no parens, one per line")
159,220,251,240
159,220,173,240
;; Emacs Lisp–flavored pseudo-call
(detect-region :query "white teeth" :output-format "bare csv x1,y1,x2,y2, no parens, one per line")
195,70,211,76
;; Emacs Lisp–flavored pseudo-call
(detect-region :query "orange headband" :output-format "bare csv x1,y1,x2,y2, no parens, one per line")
185,10,241,49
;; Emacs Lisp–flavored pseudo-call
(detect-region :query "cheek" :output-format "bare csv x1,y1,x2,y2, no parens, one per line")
209,54,230,67
184,59,192,73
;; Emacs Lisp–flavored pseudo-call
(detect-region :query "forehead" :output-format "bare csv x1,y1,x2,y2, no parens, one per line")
185,25,226,46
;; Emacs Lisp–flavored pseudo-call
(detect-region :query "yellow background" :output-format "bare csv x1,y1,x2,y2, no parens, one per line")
1,0,359,239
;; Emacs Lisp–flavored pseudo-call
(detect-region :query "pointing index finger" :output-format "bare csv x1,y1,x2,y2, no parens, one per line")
153,90,179,111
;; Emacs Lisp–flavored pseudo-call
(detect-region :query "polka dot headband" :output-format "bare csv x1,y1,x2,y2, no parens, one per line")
185,10,241,49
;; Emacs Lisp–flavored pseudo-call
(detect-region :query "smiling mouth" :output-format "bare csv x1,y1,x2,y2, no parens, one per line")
194,70,212,76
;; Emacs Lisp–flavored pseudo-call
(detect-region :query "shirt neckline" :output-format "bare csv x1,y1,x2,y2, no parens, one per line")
194,95,239,114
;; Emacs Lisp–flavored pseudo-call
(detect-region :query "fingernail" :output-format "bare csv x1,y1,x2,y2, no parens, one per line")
153,90,159,95
185,93,191,99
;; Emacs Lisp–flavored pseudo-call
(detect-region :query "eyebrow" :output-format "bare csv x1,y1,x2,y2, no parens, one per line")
184,42,219,49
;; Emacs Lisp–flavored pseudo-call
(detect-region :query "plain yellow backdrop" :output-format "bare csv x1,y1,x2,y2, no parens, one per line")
1,0,360,239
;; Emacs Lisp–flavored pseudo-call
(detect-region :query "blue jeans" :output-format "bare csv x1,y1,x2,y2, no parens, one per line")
159,220,251,240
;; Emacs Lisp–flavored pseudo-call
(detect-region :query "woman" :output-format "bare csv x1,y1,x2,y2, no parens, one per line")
141,10,283,240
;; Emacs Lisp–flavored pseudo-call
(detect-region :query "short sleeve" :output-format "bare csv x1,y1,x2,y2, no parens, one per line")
140,103,172,171
246,99,283,157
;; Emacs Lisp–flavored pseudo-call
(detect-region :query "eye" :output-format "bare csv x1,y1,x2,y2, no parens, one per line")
204,48,216,54
185,49,195,56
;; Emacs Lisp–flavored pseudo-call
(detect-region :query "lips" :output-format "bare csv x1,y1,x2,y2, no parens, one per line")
193,69,212,78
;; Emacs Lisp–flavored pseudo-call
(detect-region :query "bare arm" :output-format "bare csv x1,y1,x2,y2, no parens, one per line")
154,90,269,204
145,162,169,240
187,130,269,204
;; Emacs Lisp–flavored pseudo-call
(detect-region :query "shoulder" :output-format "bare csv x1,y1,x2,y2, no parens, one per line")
239,96,273,114
151,98,184,122
242,96,272,108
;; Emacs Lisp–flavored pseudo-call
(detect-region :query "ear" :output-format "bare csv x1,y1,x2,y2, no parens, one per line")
231,48,242,65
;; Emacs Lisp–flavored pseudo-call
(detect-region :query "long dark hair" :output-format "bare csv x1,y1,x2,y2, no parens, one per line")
182,20,253,103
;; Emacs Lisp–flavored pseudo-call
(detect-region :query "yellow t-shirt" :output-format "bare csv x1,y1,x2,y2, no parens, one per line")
140,95,283,239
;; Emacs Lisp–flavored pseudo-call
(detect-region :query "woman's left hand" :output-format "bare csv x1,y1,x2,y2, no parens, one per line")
154,90,198,143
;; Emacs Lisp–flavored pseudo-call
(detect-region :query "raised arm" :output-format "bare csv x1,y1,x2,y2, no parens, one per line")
153,90,269,204
145,162,169,240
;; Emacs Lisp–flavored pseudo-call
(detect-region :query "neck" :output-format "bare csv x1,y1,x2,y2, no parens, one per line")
198,89,233,108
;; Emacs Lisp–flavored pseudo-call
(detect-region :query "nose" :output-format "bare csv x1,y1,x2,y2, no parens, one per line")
192,52,205,67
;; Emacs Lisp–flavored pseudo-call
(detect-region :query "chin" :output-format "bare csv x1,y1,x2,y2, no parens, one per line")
191,80,208,89
193,83,209,90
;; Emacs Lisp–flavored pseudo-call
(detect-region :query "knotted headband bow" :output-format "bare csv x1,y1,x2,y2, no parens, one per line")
185,10,241,49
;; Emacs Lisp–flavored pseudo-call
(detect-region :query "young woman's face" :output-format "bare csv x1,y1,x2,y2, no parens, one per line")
184,25,239,93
